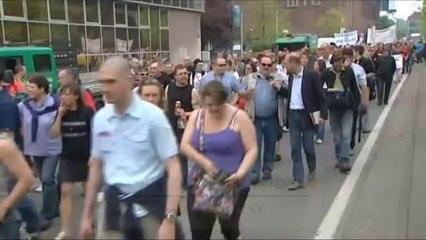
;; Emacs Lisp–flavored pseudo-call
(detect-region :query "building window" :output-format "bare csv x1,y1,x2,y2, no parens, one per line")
100,0,114,25
160,9,168,28
50,24,68,44
127,3,138,27
3,0,25,18
114,2,126,25
341,0,346,6
150,8,160,51
286,0,299,8
33,55,52,72
163,0,172,6
139,6,150,26
116,28,128,53
68,0,85,24
128,28,139,52
102,27,114,54
69,25,85,53
49,0,66,21
29,23,49,44
181,0,189,8
85,0,100,23
173,0,181,7
4,21,27,44
311,0,321,6
140,28,150,50
160,29,169,51
86,26,101,54
27,0,48,21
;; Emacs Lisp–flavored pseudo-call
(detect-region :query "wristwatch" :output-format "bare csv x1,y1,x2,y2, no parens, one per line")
164,213,177,223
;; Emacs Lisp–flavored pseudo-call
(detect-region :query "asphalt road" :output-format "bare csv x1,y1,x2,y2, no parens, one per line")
336,65,426,239
5,68,409,239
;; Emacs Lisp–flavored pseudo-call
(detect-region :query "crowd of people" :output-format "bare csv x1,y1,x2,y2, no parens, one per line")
0,38,418,240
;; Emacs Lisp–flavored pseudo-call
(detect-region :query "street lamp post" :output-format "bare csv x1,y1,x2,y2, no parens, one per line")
275,10,279,39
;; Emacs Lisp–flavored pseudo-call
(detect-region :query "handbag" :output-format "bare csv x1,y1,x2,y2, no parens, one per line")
327,89,354,110
192,109,239,218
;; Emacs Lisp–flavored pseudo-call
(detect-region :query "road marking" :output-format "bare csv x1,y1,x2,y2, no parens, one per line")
314,74,409,239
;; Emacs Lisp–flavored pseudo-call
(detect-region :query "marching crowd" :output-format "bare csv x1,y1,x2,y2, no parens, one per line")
0,39,415,240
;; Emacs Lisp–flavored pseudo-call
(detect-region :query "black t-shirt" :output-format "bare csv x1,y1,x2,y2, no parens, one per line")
61,106,94,161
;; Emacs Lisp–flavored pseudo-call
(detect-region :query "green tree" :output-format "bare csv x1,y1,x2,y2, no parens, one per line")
396,19,408,39
376,16,395,30
316,8,345,36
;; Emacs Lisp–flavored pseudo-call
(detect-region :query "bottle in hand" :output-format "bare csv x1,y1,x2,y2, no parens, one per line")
175,101,186,129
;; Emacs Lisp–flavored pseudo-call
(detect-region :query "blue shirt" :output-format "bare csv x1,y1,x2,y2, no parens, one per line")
197,71,240,102
0,89,21,144
91,94,179,194
253,74,278,117
18,95,62,157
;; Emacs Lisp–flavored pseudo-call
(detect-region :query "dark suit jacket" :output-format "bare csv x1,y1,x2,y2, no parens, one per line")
278,69,328,120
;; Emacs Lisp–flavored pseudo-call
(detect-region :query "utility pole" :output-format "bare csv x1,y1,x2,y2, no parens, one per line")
262,3,265,42
275,10,279,39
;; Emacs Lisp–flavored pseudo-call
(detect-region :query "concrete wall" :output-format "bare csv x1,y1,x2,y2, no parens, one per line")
168,10,202,64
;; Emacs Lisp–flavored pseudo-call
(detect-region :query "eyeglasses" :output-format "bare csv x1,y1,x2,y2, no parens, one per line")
218,64,227,67
262,63,272,67
140,73,148,76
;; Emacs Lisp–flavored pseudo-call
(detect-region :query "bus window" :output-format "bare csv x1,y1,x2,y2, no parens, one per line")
33,54,52,72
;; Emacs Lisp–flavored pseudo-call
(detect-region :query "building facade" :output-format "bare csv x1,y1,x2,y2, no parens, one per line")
236,0,380,40
408,12,421,37
0,0,204,72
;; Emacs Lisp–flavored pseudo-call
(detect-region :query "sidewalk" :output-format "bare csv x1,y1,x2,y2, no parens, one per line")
336,66,426,239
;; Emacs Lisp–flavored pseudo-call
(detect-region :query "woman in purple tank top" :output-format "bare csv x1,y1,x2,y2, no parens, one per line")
181,81,257,240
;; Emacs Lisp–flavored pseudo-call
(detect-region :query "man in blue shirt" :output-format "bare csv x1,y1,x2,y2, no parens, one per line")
80,57,184,240
197,57,241,104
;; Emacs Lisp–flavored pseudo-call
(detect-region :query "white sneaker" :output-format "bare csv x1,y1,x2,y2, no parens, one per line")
282,126,289,132
34,185,42,193
55,231,69,240
316,139,323,144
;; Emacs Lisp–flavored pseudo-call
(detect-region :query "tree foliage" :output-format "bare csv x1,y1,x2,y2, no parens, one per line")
376,16,395,30
315,8,345,36
200,0,233,50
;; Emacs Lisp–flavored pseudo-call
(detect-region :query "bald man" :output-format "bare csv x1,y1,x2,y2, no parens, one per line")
150,62,171,89
80,57,184,240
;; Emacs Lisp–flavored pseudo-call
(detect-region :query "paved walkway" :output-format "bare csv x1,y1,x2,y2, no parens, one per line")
336,66,426,239
13,70,407,239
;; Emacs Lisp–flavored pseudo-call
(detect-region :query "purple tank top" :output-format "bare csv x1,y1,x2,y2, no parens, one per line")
188,109,249,189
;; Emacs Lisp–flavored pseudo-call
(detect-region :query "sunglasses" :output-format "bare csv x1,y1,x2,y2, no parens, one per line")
262,63,272,67
140,73,149,76
218,64,227,67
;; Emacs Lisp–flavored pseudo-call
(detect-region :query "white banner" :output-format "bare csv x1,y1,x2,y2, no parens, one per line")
333,31,358,46
84,38,101,53
392,54,403,69
368,25,396,44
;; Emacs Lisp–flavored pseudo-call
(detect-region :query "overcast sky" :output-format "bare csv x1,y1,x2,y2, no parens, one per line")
394,0,422,19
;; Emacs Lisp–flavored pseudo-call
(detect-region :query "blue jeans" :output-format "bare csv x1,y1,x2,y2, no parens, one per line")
0,210,20,239
316,122,325,141
329,110,353,162
7,178,41,234
251,116,279,177
33,155,60,220
288,110,316,183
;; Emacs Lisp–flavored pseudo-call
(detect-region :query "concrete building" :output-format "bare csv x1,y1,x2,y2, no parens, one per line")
0,0,204,72
408,12,422,37
236,0,381,39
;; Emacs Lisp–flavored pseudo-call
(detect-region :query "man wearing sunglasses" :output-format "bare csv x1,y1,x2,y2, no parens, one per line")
242,55,286,185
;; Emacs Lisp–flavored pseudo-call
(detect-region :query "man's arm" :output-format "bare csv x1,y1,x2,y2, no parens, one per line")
151,111,182,216
355,66,369,106
0,139,34,215
230,75,240,105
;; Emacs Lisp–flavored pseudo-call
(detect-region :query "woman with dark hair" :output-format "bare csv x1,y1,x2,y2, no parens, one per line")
314,59,327,144
50,83,94,239
181,81,257,240
238,62,257,110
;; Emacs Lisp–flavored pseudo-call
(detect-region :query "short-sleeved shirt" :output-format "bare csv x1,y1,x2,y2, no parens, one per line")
197,71,240,102
91,94,178,194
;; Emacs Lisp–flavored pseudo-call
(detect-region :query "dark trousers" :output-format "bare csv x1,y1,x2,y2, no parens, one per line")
351,110,358,150
376,76,393,105
288,110,316,183
187,186,249,240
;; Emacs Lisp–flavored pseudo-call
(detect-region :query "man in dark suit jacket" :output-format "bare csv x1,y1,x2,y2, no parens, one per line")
277,53,328,190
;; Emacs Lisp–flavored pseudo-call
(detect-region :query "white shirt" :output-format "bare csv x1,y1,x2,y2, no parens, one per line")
290,68,305,110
